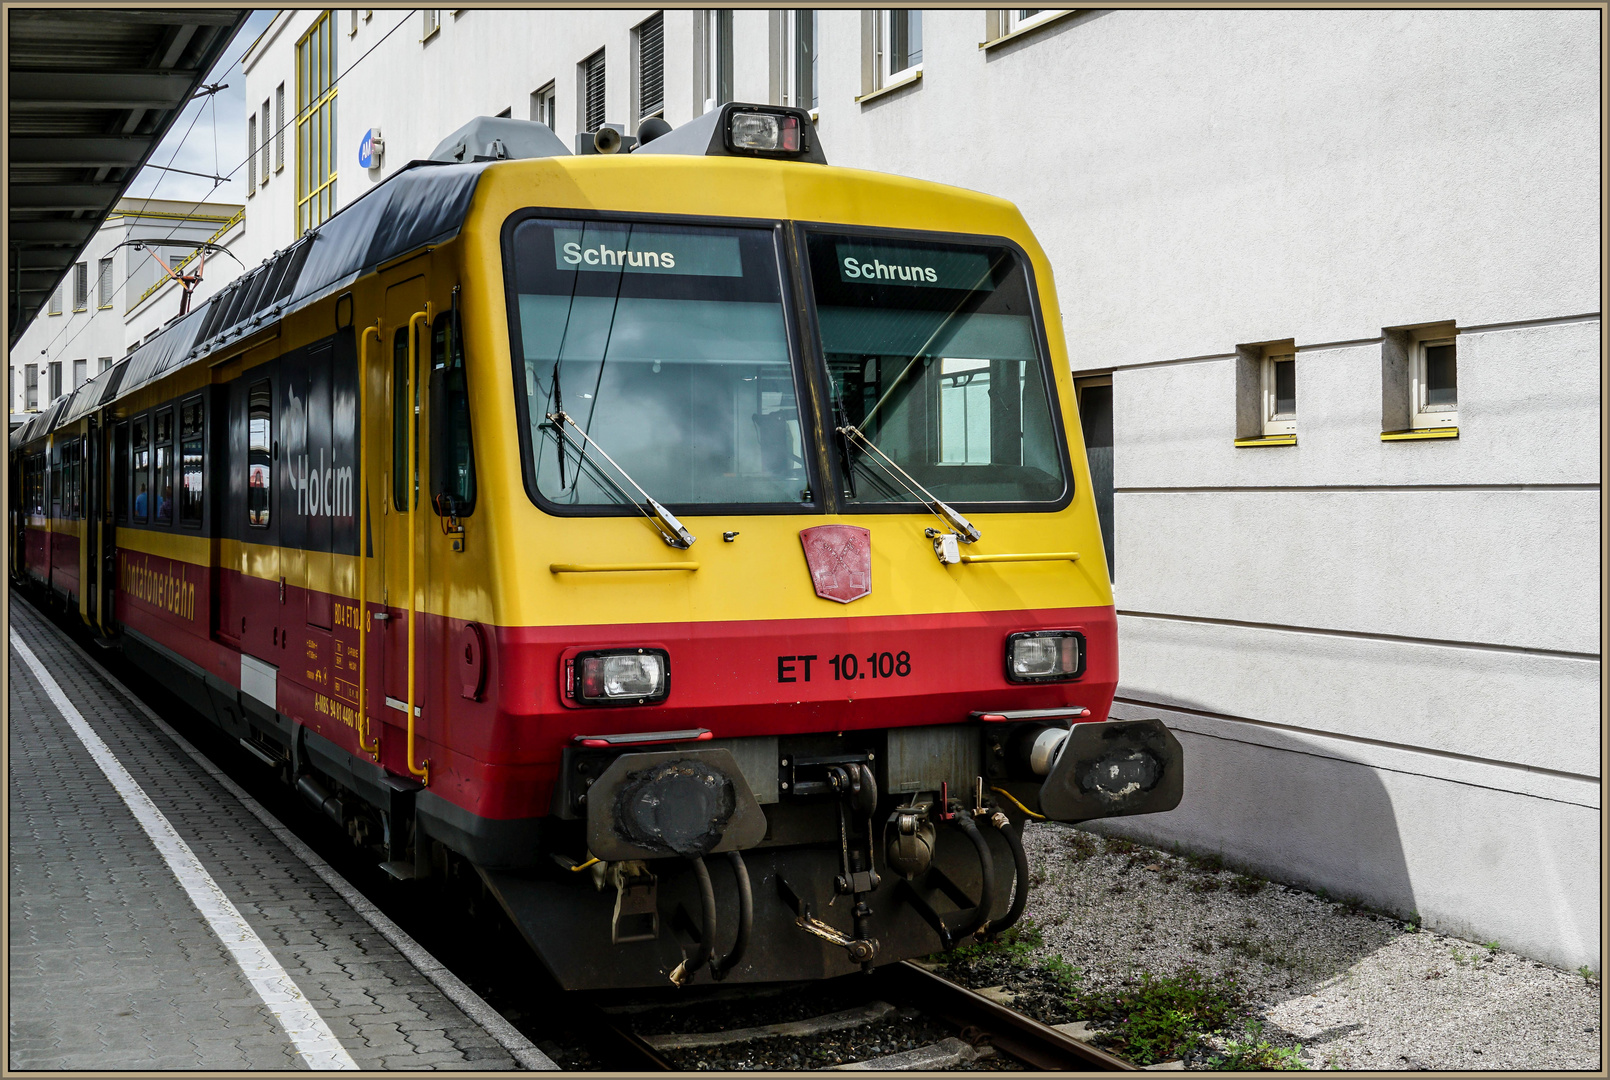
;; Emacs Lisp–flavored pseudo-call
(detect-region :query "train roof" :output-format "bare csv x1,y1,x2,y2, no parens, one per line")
12,157,497,452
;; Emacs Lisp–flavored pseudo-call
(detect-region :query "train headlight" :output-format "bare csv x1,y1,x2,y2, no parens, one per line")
570,649,670,705
1005,631,1085,683
726,108,804,154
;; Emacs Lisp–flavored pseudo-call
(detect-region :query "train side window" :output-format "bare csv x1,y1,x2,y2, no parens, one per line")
392,327,418,511
180,397,205,527
153,408,175,524
429,310,476,515
247,381,272,527
114,422,129,522
131,416,151,522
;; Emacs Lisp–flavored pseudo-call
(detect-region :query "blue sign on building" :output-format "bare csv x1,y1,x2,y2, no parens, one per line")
358,128,380,170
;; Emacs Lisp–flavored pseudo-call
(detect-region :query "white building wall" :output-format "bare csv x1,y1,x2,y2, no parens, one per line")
231,8,1598,971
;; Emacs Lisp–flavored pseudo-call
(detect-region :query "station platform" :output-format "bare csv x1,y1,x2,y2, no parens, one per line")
7,596,557,1071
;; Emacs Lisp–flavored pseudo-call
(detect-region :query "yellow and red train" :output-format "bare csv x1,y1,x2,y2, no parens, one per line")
10,105,1181,989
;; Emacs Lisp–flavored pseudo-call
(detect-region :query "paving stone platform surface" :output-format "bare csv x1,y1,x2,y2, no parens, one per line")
7,597,526,1071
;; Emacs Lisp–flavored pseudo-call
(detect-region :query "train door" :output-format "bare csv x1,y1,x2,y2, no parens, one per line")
84,417,102,624
380,273,429,724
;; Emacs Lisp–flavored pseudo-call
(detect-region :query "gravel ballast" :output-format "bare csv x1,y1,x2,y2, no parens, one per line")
1000,821,1601,1070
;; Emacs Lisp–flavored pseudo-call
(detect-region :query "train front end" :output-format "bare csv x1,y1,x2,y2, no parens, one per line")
433,112,1183,988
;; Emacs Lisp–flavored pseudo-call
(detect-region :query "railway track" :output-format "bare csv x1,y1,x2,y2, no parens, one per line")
34,597,1136,1073
584,961,1135,1071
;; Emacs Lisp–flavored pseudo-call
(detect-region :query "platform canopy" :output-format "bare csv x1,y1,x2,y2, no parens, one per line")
8,7,249,348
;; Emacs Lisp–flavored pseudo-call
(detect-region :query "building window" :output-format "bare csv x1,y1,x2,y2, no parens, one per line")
531,81,557,128
73,358,86,390
421,9,440,41
633,12,664,125
247,113,257,194
580,48,606,132
887,9,922,76
275,83,285,171
261,100,272,184
48,288,61,315
863,10,922,97
296,12,338,235
348,8,358,35
73,262,88,310
699,10,732,113
794,10,817,110
24,364,38,410
97,258,113,308
247,382,272,527
99,356,113,373
1262,346,1296,436
48,360,62,401
180,397,205,526
1412,331,1458,430
1235,338,1296,445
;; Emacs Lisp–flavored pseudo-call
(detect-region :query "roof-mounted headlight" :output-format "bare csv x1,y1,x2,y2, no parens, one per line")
725,107,806,156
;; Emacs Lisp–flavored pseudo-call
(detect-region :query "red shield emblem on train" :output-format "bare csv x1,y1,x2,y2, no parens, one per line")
799,525,872,604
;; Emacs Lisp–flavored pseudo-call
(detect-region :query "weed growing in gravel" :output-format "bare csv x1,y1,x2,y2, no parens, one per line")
1230,874,1266,896
1104,836,1140,856
1064,830,1101,862
1483,941,1501,955
1205,1021,1306,1071
1406,909,1423,933
1578,966,1599,984
1188,877,1223,894
1069,968,1244,1066
1186,852,1225,874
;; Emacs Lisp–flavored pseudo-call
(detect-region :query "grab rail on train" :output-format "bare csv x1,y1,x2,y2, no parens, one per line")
357,323,383,760
406,305,431,786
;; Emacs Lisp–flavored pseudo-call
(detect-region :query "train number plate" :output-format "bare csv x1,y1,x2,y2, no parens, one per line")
777,651,911,683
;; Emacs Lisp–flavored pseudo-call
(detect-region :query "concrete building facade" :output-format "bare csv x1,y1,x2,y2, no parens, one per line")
9,198,246,420
222,7,1598,971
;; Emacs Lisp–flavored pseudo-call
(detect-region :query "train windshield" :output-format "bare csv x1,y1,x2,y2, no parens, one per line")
508,218,809,508
805,231,1067,506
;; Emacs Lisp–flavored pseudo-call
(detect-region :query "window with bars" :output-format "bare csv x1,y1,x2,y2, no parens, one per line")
581,48,606,131
296,12,338,235
73,262,88,310
634,12,664,122
275,84,285,171
48,288,62,315
97,258,113,308
247,114,257,194
25,365,38,410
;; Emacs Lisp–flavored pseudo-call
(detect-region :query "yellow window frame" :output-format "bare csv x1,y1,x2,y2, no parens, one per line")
296,12,339,236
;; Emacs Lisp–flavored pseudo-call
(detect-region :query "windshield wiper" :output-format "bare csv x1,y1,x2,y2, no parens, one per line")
835,423,981,544
545,410,696,549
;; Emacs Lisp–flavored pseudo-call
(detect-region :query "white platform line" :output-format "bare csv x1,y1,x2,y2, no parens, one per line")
10,630,358,1072
21,602,559,1071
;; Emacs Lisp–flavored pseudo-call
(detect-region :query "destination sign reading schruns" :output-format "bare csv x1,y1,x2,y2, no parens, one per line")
835,244,996,290
553,228,744,277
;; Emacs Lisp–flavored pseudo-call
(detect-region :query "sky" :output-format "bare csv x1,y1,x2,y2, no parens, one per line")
120,10,280,206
